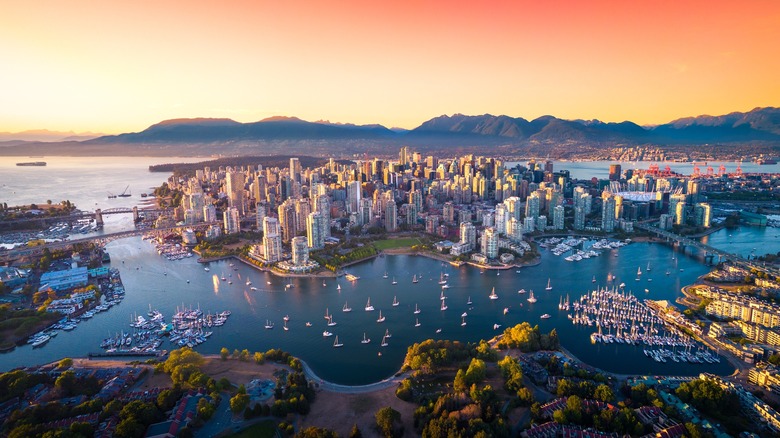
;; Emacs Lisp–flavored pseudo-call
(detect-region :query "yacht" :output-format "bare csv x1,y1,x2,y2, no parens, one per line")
361,333,371,344
503,307,509,315
322,330,333,337
545,278,552,291
365,298,374,311
283,321,289,331
342,301,352,312
540,314,551,319
517,289,526,294
414,303,421,314
438,273,447,285
204,267,210,272
384,328,391,338
592,275,596,283
376,310,385,323
489,287,499,300
527,290,537,303
392,296,399,307
435,328,442,334
337,284,341,291
333,336,343,348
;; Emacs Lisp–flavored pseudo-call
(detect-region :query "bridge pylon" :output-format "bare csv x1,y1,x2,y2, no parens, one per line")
95,209,104,227
132,206,140,223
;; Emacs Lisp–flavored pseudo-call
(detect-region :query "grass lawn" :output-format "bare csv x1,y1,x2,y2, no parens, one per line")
228,420,278,438
372,237,421,250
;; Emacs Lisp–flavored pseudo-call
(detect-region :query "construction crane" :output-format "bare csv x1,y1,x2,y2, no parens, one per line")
117,185,132,197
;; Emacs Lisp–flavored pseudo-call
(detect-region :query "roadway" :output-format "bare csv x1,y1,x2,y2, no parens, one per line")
0,222,215,263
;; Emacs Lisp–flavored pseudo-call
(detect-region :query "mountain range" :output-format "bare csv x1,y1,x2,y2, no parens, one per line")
1,107,779,157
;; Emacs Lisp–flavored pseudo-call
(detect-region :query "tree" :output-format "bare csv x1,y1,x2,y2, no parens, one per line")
594,384,615,403
230,392,249,413
57,358,73,369
464,358,487,387
375,406,402,438
55,370,77,395
220,347,230,360
349,423,362,438
295,427,339,438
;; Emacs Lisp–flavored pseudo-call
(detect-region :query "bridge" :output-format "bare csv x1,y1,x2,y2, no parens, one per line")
635,222,780,277
0,222,214,263
0,206,173,229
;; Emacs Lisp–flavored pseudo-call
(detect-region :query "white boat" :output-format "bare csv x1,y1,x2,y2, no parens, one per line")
283,315,290,322
391,277,397,285
333,336,343,348
337,284,341,291
323,330,333,337
592,275,596,283
327,316,337,326
343,301,352,312
645,288,650,293
250,286,258,291
31,335,50,348
517,289,526,294
264,320,274,329
545,278,552,291
324,308,330,319
461,316,467,326
540,314,551,319
283,321,289,331
466,296,472,305
414,303,421,314
306,322,312,327
322,281,326,287
435,328,442,334
527,290,537,303
461,312,468,317
493,323,501,330
503,307,509,315
440,299,448,311
392,296,399,307
646,262,651,272
246,280,252,286
376,310,385,323
380,335,388,347
415,318,421,327
489,287,498,300
412,275,418,284
384,328,391,338
383,271,388,279
440,290,446,301
438,273,447,285
361,332,371,344
365,298,374,311
204,267,210,272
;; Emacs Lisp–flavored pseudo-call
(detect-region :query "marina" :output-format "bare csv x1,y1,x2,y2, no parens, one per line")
0,231,738,385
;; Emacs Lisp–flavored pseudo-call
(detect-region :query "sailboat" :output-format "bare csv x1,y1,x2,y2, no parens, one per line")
392,296,399,307
592,275,596,283
438,273,447,285
380,335,388,347
391,277,397,285
376,310,385,323
384,328,391,338
415,318,421,327
383,271,389,279
365,298,374,311
327,315,337,326
283,315,290,322
440,290,446,300
412,275,418,284
414,303,421,314
545,278,552,291
489,287,498,300
324,308,330,319
440,299,448,311
264,320,274,329
527,290,537,303
333,336,343,348
283,320,289,331
322,330,333,337
467,296,472,305
361,332,371,344
342,301,352,312
646,262,651,272
337,283,341,291
461,316,467,326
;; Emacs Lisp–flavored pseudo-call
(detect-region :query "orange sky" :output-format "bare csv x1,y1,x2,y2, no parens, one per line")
1,0,778,133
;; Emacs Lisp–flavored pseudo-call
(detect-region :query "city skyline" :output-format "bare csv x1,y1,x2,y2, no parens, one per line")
2,0,779,134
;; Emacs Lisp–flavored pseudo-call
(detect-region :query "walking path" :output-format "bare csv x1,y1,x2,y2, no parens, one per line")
298,359,409,394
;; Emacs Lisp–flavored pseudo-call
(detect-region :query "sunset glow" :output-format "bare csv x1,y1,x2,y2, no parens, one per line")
1,0,778,133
